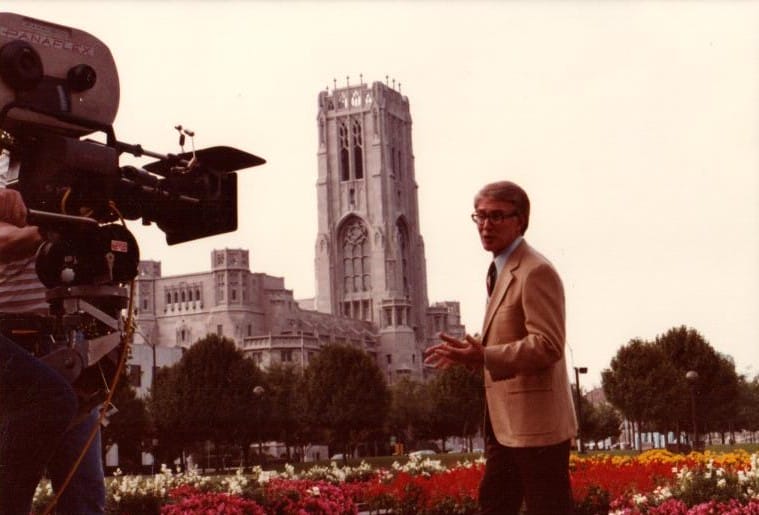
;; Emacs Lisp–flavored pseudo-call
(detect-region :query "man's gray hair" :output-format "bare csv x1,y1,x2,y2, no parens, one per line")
474,181,530,234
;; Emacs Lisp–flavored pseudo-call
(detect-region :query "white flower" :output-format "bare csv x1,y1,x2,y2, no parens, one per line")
632,493,647,505
392,455,445,476
652,486,672,501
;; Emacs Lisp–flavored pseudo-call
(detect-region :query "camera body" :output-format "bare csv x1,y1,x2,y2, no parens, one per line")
0,12,265,407
0,11,119,135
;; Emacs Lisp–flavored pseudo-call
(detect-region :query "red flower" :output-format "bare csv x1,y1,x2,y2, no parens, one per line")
162,488,266,515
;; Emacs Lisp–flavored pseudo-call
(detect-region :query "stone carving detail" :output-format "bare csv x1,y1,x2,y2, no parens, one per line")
374,227,384,247
344,220,367,245
318,235,330,253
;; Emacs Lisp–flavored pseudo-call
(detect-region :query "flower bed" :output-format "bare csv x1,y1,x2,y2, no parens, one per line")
31,450,759,514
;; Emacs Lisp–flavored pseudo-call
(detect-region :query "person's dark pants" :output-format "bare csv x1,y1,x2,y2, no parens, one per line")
479,418,573,515
48,408,106,514
0,335,77,514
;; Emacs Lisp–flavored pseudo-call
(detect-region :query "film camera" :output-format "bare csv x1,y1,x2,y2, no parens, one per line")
0,12,265,407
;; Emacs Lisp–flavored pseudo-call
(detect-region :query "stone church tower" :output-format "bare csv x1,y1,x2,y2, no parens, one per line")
314,79,431,380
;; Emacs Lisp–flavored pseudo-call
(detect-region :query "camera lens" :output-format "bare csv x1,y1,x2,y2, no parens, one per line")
0,41,44,91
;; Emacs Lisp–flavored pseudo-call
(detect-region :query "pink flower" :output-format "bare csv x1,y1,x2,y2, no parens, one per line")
162,487,266,515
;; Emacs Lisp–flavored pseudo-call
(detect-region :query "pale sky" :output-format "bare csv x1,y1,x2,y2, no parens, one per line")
4,1,758,387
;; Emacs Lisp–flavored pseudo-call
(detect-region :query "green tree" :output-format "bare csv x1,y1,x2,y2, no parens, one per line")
579,399,622,448
574,392,597,448
148,365,188,466
702,355,741,442
101,377,151,473
388,377,434,449
264,363,306,461
602,339,686,447
595,402,623,444
655,326,740,442
301,344,390,458
427,365,483,451
736,375,759,437
603,326,742,447
149,334,267,468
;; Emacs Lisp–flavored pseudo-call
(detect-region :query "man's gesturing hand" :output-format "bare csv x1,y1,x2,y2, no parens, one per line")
424,332,484,371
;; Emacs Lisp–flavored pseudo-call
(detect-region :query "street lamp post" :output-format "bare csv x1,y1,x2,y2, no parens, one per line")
686,370,699,451
574,366,588,453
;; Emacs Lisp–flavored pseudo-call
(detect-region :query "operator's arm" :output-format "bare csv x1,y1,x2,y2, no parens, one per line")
0,189,42,264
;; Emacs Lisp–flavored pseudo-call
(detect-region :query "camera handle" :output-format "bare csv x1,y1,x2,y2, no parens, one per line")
27,209,99,228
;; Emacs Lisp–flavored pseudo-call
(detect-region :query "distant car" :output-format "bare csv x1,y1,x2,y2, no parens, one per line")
408,449,436,458
330,453,347,460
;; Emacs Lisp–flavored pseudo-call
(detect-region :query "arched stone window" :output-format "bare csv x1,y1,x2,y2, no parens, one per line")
352,119,363,179
341,219,370,295
351,90,361,107
176,324,191,346
339,121,350,181
338,119,364,181
396,220,410,294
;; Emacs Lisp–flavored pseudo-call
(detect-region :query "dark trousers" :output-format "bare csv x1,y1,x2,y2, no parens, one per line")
479,417,573,515
0,335,78,514
0,334,106,514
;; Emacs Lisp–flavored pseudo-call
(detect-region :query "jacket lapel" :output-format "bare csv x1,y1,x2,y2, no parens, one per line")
481,241,527,344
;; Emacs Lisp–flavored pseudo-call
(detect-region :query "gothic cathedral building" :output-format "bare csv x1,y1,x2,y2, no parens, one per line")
130,79,464,393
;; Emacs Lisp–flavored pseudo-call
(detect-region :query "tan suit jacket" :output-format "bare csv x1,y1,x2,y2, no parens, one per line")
482,240,578,447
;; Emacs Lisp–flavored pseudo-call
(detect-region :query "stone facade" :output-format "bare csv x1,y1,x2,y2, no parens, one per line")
130,248,379,389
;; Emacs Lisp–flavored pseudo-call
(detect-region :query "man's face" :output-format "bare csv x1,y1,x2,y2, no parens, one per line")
474,197,522,255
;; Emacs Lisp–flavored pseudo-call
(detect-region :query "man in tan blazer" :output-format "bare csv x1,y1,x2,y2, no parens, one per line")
425,181,577,515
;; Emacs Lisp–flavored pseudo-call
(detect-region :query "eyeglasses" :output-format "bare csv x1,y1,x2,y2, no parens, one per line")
470,211,519,225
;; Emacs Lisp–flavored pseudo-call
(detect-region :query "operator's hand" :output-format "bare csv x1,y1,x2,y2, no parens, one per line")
0,189,43,263
424,332,484,371
0,188,28,226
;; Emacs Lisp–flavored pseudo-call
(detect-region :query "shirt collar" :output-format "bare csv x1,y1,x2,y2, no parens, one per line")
492,235,523,276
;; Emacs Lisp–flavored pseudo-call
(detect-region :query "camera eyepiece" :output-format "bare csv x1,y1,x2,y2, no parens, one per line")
0,41,43,92
67,64,97,93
